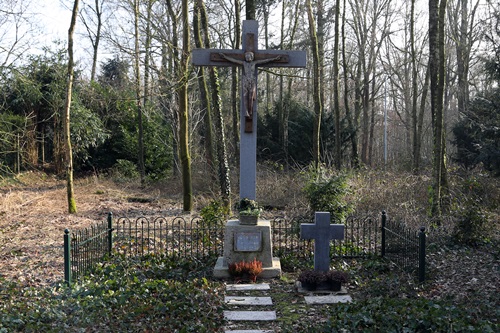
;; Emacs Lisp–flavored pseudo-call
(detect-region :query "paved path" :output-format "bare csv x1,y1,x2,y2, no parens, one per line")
223,282,352,332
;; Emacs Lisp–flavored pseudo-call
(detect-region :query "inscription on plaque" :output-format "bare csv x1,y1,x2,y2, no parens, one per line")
234,231,262,252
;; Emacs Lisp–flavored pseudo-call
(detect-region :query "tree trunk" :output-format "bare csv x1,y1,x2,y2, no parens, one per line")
455,0,479,119
87,0,103,82
263,3,271,115
166,1,180,177
307,0,323,168
144,0,153,107
133,0,145,185
64,0,80,214
333,0,341,169
246,0,256,20
368,70,376,166
278,2,286,159
361,68,370,165
279,0,301,165
429,0,449,218
343,0,359,168
415,67,430,171
179,0,192,211
197,0,232,213
232,0,241,160
193,1,215,176
411,0,419,172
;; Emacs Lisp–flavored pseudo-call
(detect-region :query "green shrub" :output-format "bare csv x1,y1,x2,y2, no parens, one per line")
453,203,491,246
200,200,228,227
448,176,493,246
303,167,353,222
111,159,139,181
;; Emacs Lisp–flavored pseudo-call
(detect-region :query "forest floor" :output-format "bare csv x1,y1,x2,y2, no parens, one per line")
0,171,190,287
0,169,498,329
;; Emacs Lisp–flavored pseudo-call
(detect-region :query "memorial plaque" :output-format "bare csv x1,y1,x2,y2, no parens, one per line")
234,231,262,252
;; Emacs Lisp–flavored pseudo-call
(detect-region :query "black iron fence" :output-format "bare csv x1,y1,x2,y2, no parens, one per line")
381,211,426,282
64,214,113,285
271,214,381,260
64,211,426,284
113,216,224,259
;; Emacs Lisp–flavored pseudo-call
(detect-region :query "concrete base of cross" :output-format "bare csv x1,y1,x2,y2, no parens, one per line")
213,219,281,279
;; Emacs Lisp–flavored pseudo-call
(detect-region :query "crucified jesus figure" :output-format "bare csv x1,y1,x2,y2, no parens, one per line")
219,51,281,119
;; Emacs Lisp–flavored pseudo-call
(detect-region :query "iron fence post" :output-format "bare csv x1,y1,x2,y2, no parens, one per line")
64,229,71,286
108,212,113,255
381,211,386,257
419,226,426,283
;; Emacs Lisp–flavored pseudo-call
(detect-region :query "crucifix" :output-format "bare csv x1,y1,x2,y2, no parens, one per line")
192,20,306,200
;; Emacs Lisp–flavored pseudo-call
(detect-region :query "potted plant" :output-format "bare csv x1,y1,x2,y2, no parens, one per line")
297,270,326,291
228,261,245,280
237,198,262,225
228,259,263,283
325,270,349,291
246,258,263,282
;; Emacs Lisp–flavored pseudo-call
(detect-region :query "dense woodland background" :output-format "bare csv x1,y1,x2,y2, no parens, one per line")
0,0,499,213
0,2,498,330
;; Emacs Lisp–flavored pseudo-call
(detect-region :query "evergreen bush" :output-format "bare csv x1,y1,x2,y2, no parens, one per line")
303,167,353,222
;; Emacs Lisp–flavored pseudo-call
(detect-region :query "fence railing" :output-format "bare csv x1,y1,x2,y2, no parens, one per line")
113,216,224,259
381,211,426,283
271,214,380,259
64,211,426,285
64,213,113,285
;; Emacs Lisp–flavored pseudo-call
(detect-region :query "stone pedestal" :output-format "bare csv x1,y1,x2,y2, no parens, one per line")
213,220,281,279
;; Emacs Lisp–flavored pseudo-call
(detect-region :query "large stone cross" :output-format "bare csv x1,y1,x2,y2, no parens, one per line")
301,212,345,272
192,20,306,200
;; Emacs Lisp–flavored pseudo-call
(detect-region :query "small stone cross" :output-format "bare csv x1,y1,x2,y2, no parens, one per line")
300,212,345,272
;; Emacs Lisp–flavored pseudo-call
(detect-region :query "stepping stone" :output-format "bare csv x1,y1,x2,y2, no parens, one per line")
304,295,352,304
224,310,277,321
225,296,273,306
226,283,270,291
225,330,274,333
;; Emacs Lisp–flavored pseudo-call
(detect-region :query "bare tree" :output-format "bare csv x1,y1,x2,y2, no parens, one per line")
307,0,323,168
429,0,449,218
63,0,80,214
448,0,481,115
0,0,36,68
348,0,391,166
196,0,232,213
342,0,359,168
232,0,241,157
79,0,104,82
246,0,256,19
333,0,341,169
279,0,302,164
133,0,145,185
193,0,215,174
179,0,192,211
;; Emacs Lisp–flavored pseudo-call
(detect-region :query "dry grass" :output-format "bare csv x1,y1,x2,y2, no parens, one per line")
0,167,498,289
0,172,185,287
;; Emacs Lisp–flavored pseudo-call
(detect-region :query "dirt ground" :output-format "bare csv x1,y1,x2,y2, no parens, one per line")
0,171,498,310
0,172,189,287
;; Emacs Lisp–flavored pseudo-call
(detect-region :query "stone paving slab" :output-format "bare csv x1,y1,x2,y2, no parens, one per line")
226,283,270,291
304,295,352,304
295,281,349,294
224,311,277,321
225,296,273,305
225,330,274,333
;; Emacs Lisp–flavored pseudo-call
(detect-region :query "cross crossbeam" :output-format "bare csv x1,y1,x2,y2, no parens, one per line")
192,20,306,200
